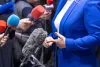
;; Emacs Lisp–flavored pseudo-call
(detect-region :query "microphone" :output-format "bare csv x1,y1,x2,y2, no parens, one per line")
20,28,47,67
0,20,7,33
0,2,14,15
22,28,47,56
44,0,54,11
47,0,54,5
27,5,45,22
4,14,20,35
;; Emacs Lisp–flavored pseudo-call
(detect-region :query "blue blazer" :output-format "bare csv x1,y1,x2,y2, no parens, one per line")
49,0,100,67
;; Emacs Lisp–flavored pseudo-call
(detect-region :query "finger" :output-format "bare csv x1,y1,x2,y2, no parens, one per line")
55,32,64,39
43,39,53,47
2,38,7,41
47,39,57,43
3,36,8,39
0,33,4,40
44,42,52,48
24,21,33,25
48,42,53,46
43,41,49,48
0,43,5,47
24,18,30,20
25,19,34,24
0,33,4,37
1,40,6,44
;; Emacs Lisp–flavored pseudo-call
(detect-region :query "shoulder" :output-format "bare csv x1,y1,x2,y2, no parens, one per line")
83,0,100,13
15,1,32,8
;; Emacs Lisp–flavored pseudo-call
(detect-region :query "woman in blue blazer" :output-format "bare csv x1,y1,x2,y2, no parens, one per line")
43,0,100,67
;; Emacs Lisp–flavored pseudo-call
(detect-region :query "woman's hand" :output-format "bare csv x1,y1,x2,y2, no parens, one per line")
44,32,66,48
43,36,54,48
0,33,8,47
53,32,66,48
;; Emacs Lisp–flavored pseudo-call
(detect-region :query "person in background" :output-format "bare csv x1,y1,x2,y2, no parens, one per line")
14,0,53,67
0,0,34,67
43,0,100,67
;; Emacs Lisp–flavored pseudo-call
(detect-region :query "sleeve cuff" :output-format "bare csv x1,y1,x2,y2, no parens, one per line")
65,38,75,51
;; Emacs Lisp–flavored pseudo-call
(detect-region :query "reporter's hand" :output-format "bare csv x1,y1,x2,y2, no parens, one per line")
44,4,54,11
46,32,66,48
0,33,8,47
17,18,33,31
43,36,54,48
40,10,52,20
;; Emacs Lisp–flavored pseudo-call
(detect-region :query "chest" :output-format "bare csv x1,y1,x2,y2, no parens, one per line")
56,0,88,37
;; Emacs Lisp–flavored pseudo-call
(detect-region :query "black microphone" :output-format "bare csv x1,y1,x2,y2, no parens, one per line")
20,28,47,67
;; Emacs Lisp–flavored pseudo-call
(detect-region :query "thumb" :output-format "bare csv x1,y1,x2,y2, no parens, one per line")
24,18,30,21
47,38,57,43
55,32,64,40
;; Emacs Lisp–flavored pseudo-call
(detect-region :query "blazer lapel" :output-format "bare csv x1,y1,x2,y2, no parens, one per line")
52,0,67,33
59,0,80,35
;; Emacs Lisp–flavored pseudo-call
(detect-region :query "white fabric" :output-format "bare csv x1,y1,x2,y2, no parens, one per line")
54,0,74,32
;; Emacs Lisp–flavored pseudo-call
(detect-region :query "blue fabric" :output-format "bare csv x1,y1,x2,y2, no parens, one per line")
49,0,100,67
0,2,14,15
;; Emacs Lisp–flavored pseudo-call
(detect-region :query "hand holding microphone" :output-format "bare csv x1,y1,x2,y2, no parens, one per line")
18,5,45,31
17,18,33,31
0,20,8,47
0,14,20,47
41,0,54,20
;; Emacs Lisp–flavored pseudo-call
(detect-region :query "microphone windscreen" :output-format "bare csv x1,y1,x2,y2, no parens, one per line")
0,2,14,14
31,5,45,19
0,20,7,33
22,28,47,56
7,14,20,28
47,0,53,5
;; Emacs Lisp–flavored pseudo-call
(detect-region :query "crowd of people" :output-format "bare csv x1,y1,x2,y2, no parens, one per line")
1,0,100,67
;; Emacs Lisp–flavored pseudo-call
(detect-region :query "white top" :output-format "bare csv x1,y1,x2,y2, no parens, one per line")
54,0,74,32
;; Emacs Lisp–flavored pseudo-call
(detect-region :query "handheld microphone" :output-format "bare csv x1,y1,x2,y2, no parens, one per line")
27,5,45,22
0,2,14,15
44,0,54,11
20,28,47,67
0,20,7,33
22,28,47,56
47,0,54,5
4,14,20,35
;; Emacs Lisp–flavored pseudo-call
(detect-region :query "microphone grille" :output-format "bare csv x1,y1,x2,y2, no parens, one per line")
0,20,7,33
47,0,54,5
31,5,45,19
7,14,20,27
22,28,48,56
